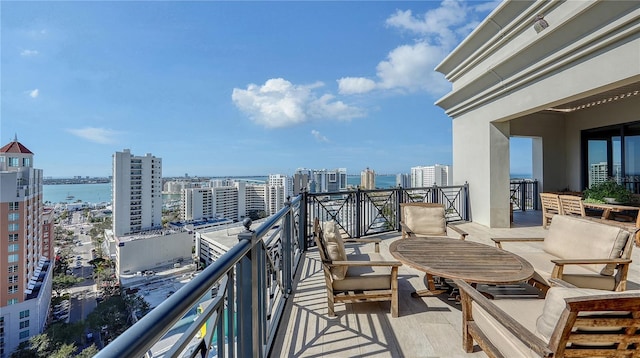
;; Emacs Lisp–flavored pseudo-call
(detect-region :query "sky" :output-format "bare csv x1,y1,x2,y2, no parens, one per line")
1,0,531,178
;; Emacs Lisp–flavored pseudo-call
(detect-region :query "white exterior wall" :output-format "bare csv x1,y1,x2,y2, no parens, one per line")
437,0,640,227
244,184,266,215
113,150,162,236
116,231,193,277
212,186,238,220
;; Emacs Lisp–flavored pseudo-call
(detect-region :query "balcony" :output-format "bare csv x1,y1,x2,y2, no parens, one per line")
95,185,640,358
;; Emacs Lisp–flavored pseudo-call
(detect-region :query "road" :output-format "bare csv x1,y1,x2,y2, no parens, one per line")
64,211,98,324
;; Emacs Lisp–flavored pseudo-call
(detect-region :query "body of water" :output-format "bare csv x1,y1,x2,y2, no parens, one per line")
44,173,532,204
44,183,112,204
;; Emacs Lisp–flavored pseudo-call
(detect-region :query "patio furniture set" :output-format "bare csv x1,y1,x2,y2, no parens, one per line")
313,201,640,357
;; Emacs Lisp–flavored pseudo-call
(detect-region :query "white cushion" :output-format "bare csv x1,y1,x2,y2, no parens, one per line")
544,215,629,275
403,205,446,236
535,287,633,342
322,220,347,280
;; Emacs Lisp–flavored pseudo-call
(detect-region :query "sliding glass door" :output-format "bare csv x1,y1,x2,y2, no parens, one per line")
583,121,640,193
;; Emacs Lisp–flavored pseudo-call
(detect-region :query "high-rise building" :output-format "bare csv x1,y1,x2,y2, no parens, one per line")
360,168,376,189
293,168,312,195
268,174,293,214
411,165,452,187
112,149,162,236
0,137,53,356
310,168,347,193
396,173,411,188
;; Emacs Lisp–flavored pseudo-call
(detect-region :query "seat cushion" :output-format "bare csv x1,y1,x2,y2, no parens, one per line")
332,253,392,291
472,298,545,357
516,251,616,290
322,220,347,280
403,205,446,236
536,287,635,343
544,215,629,275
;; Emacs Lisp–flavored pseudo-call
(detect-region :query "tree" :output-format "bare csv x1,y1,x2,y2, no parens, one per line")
50,343,76,358
28,334,51,357
76,344,99,358
52,275,82,297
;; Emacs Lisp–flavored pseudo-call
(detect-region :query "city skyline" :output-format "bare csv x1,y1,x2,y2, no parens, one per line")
2,1,533,178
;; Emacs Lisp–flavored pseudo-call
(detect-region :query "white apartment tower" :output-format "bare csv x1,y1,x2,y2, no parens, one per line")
112,149,162,236
268,174,293,214
396,173,411,188
182,181,269,221
411,165,452,187
311,168,347,193
360,168,375,189
0,137,53,357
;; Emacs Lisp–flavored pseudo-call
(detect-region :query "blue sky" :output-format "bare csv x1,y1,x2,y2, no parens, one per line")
2,0,531,178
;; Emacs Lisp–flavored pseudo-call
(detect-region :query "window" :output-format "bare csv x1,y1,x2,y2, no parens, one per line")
8,213,19,221
583,121,640,193
19,310,29,319
8,265,18,273
8,255,18,263
8,224,18,232
7,299,18,305
8,286,18,294
9,202,18,210
19,330,29,340
8,234,18,242
8,276,17,284
8,158,19,167
22,158,30,167
8,244,18,253
19,321,29,329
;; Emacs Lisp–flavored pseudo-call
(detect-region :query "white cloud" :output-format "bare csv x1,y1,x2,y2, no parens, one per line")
337,77,377,95
21,49,39,57
376,41,450,95
311,130,329,142
29,89,39,98
339,0,496,96
66,127,120,144
232,78,365,128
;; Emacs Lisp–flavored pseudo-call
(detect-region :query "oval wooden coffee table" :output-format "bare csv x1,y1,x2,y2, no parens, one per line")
389,237,534,297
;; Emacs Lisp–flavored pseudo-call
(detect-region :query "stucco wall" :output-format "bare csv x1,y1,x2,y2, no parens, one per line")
117,231,193,275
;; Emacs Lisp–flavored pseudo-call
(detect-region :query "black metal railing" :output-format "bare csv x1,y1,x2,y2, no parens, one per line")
510,179,539,211
96,184,469,357
304,184,470,240
95,196,304,358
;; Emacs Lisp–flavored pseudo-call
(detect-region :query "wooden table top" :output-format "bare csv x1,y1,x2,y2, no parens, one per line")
389,237,534,285
582,202,640,212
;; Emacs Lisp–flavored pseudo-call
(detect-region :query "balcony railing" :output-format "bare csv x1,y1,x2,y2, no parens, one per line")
510,179,539,211
96,185,468,358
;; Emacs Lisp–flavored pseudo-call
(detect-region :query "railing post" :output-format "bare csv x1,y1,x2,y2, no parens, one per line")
236,219,263,358
533,180,540,210
396,185,403,232
519,180,527,212
432,183,439,203
300,190,308,251
283,197,292,295
464,182,470,221
355,188,362,238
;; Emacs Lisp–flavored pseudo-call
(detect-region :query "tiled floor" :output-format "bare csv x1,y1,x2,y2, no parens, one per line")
270,211,640,357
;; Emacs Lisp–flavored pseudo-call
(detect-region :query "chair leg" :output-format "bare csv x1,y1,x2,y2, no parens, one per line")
328,294,335,317
390,267,398,317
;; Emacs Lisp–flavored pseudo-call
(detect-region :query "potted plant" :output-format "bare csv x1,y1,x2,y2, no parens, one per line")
583,179,633,204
